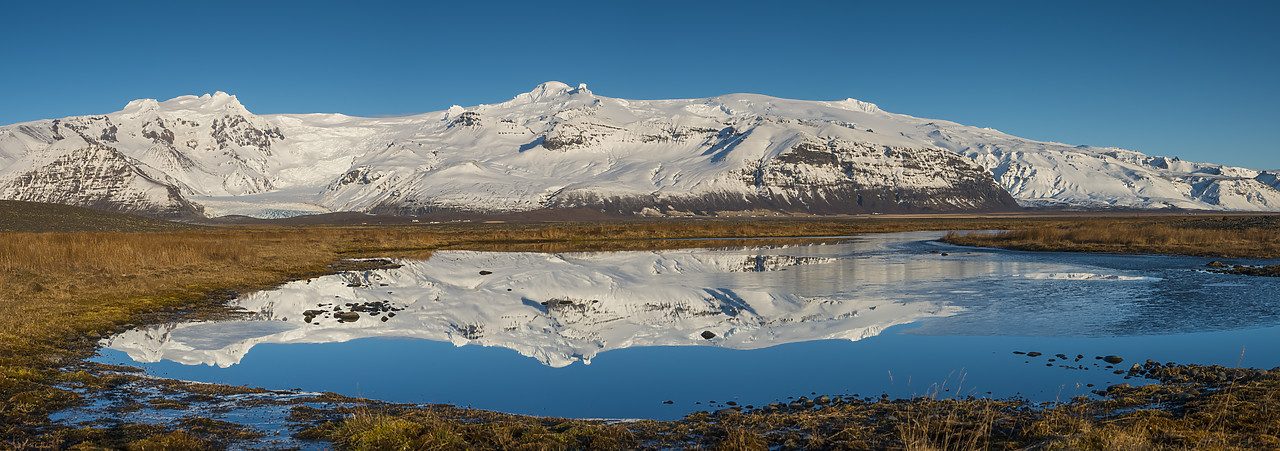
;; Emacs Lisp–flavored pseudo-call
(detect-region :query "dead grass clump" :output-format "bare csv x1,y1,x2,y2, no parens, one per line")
310,405,637,451
124,430,213,451
712,427,768,451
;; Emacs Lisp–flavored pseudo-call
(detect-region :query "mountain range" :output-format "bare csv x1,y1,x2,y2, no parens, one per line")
3,82,1277,219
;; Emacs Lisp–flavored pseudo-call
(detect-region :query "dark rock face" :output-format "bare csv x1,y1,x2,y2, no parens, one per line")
0,144,203,219
211,114,284,152
539,141,1018,215
448,111,482,128
370,137,1020,215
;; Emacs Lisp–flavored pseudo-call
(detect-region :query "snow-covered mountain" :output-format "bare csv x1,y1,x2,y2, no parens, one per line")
3,82,1277,218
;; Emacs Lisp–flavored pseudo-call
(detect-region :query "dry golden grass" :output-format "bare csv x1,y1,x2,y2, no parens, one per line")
3,213,1279,448
304,403,634,451
942,217,1280,258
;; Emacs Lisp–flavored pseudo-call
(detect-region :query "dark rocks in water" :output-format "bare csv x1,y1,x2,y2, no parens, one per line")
714,407,740,416
1208,264,1280,277
479,270,493,275
1103,355,1125,364
335,312,361,322
815,395,831,405
662,400,674,404
701,330,716,340
940,253,949,256
787,401,804,410
1205,261,1230,268
1026,352,1043,357
725,401,737,406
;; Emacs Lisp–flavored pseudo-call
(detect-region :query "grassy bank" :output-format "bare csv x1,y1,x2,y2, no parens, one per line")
2,212,1279,448
300,360,1280,450
940,215,1280,258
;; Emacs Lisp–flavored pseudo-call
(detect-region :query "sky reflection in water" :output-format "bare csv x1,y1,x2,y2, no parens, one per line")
96,232,1280,419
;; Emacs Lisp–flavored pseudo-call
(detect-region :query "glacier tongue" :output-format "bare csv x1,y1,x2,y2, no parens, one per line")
1,82,1277,218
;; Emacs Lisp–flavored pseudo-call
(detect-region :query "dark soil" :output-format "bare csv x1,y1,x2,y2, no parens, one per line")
0,200,199,232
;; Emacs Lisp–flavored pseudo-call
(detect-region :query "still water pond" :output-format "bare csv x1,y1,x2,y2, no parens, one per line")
96,232,1280,419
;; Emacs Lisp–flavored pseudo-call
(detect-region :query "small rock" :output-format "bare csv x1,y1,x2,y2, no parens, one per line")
479,270,493,275
1103,355,1124,364
1026,352,1043,357
662,400,674,404
1205,261,1230,268
701,331,716,340
336,312,361,322
815,395,831,405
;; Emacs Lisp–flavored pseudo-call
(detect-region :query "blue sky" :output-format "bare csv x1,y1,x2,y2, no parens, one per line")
2,0,1276,169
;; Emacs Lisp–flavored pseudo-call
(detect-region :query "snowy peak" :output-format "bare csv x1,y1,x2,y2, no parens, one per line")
2,83,1278,219
506,81,592,105
119,91,251,118
831,98,882,114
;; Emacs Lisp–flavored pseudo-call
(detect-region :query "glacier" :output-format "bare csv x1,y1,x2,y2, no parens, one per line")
2,82,1277,218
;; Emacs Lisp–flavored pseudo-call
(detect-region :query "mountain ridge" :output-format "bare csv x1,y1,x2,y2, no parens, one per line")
2,82,1276,219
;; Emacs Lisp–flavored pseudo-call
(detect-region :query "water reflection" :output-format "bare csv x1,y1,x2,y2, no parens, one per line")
108,234,990,368
96,231,1280,418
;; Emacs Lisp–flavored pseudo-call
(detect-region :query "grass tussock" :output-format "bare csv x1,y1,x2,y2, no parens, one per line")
305,404,634,451
942,216,1280,258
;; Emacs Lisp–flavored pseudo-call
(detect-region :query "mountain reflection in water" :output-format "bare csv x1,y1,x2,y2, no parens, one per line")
96,231,1280,418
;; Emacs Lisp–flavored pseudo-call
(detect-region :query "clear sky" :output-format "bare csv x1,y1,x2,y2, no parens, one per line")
2,0,1276,169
